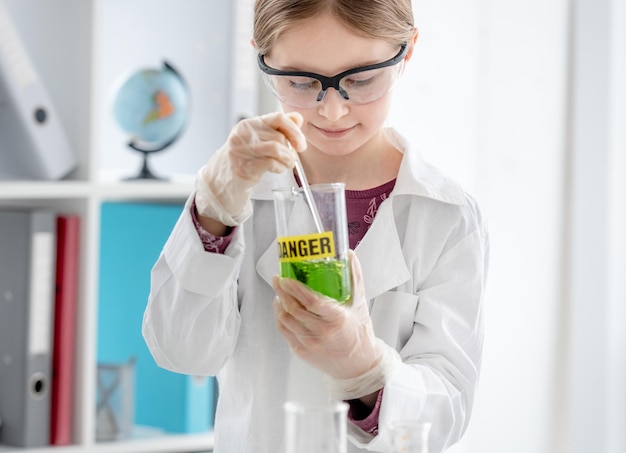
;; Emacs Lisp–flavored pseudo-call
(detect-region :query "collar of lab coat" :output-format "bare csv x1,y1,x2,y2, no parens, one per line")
253,128,467,300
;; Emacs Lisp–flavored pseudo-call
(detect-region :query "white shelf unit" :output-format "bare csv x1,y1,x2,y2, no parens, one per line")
0,429,214,453
0,183,206,453
0,0,257,450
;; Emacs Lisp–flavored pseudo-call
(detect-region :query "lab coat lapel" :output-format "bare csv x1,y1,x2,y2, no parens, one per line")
256,197,310,287
355,198,410,301
257,238,278,287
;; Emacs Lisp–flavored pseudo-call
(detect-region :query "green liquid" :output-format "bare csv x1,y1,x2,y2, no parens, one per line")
280,258,351,303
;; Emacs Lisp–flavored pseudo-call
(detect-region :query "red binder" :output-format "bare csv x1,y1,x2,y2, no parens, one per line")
50,215,81,445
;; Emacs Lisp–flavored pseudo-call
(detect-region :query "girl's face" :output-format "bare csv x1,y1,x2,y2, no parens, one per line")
264,14,406,159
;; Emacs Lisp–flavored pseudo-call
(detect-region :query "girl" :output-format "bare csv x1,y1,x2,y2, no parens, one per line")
142,1,489,452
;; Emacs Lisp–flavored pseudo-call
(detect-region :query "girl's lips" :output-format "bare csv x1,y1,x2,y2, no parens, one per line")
314,125,356,138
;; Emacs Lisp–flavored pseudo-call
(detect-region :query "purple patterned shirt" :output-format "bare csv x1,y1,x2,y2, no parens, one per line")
345,179,396,249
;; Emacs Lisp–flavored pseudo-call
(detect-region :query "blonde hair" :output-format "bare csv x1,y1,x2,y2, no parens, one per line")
253,0,415,55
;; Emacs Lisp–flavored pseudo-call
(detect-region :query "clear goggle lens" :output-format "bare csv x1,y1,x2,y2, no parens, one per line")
261,62,404,109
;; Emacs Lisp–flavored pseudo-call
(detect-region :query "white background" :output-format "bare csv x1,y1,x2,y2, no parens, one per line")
385,1,626,452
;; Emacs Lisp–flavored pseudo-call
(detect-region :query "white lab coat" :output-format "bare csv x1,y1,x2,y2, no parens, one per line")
142,129,489,453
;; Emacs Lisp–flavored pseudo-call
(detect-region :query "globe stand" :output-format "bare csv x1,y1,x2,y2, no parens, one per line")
124,147,166,181
124,138,178,181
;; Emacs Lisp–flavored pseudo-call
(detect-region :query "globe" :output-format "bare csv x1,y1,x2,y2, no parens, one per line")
112,61,190,179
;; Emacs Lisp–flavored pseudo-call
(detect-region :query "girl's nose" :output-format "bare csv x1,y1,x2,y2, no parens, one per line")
317,88,349,121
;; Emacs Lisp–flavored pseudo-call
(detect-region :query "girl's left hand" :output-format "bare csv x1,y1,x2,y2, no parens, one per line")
272,251,382,381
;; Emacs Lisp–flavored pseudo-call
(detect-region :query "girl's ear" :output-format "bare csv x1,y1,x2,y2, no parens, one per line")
404,28,419,61
250,39,259,50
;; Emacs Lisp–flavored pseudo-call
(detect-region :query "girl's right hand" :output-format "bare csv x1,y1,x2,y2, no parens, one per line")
195,111,307,227
225,111,307,185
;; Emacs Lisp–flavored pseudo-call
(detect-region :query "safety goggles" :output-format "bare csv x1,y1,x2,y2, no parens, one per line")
257,43,408,109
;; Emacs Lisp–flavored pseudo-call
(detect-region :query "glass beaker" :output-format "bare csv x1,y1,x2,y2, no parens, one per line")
387,421,431,453
273,183,351,302
284,400,349,453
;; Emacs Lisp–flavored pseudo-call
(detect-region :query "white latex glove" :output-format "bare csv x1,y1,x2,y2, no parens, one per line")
195,112,307,226
272,250,401,400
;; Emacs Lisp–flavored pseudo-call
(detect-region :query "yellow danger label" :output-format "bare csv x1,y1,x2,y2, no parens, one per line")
277,231,335,262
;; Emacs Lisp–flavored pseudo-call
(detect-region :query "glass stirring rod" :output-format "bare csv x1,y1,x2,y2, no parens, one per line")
293,157,324,234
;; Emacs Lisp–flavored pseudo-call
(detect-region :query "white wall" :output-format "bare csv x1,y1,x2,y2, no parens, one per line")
607,1,626,451
565,0,626,452
388,0,626,452
390,1,569,452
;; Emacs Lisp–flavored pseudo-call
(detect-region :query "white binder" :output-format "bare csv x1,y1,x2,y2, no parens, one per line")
0,0,77,180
